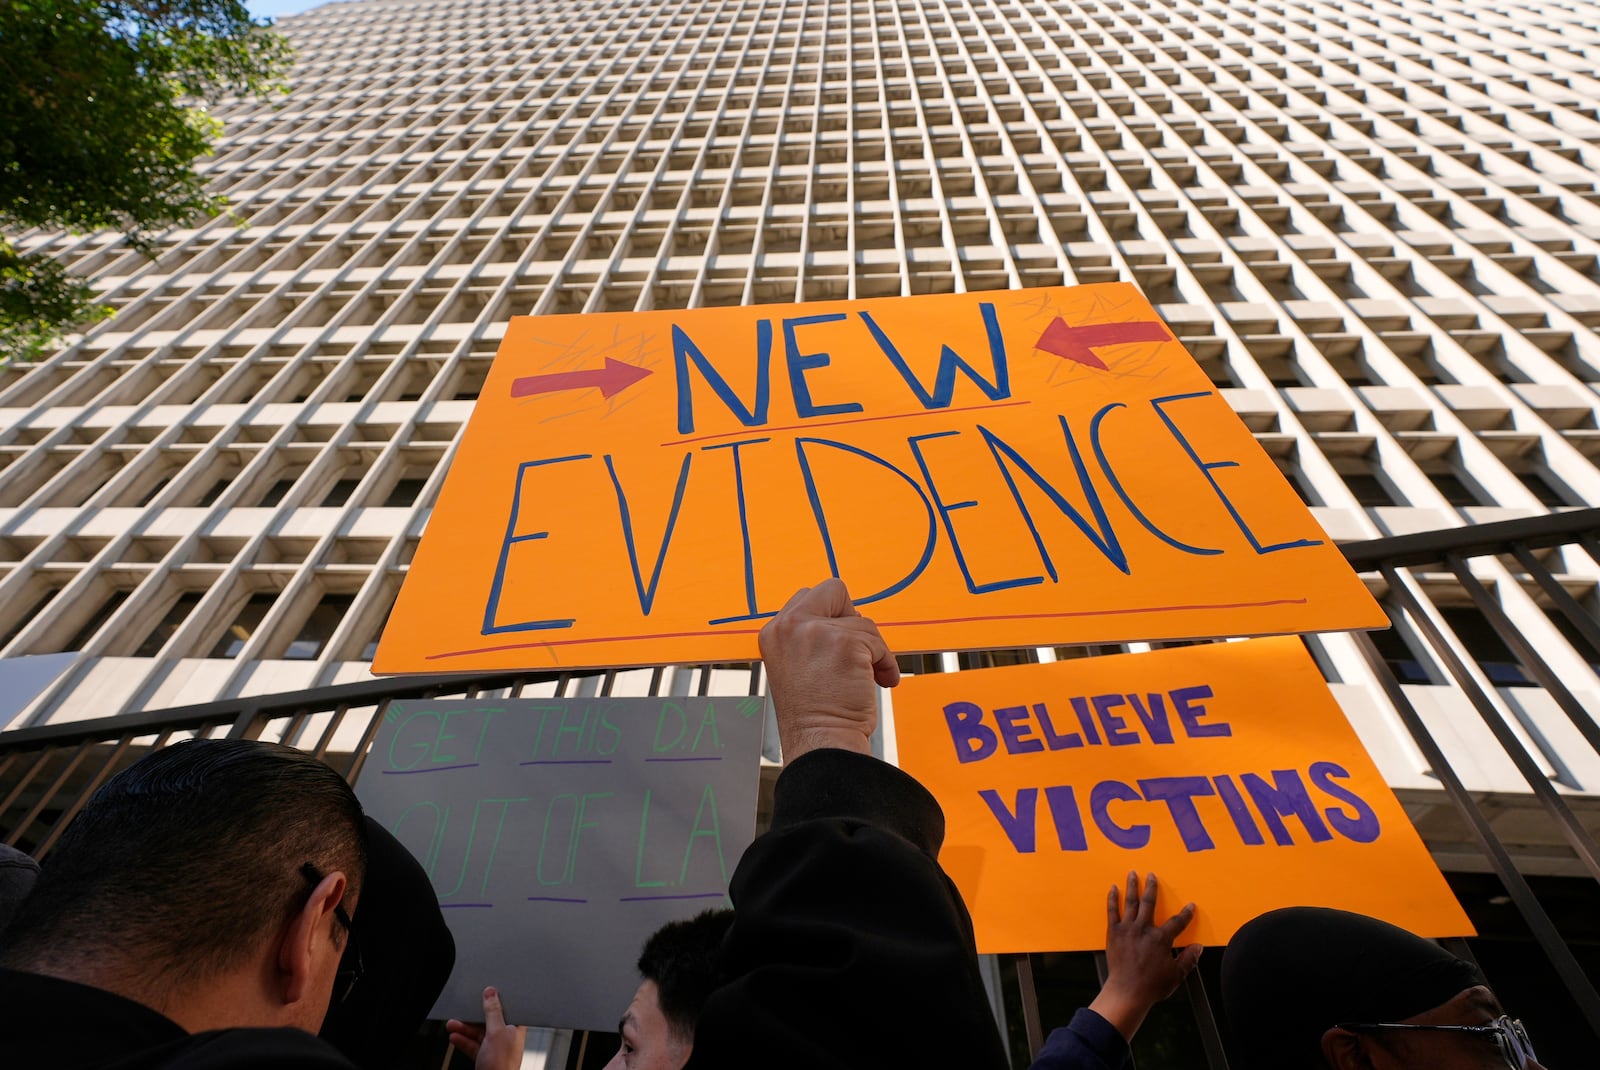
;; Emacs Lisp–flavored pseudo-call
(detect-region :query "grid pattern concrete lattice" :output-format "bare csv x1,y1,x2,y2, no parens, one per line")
4,0,1600,855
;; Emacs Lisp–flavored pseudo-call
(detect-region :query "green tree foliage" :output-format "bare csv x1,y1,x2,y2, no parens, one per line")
0,0,292,364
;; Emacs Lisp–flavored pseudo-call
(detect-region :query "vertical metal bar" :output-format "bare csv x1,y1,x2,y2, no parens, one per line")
1014,952,1045,1060
1184,970,1232,1070
1387,565,1600,883
7,739,92,850
311,703,352,760
1512,544,1600,654
0,748,55,824
279,709,311,748
342,699,390,785
1451,556,1600,756
1353,629,1600,1035
573,1029,589,1070
1578,534,1600,572
33,734,136,859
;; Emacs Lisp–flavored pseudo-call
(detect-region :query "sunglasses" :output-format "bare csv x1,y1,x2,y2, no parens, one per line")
300,862,364,1004
1339,1015,1536,1070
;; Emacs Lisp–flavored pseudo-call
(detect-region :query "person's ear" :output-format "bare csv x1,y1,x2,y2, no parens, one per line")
1322,1027,1376,1070
278,870,347,1008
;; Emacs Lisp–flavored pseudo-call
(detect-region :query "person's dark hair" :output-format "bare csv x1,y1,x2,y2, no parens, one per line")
637,908,733,1043
0,738,366,987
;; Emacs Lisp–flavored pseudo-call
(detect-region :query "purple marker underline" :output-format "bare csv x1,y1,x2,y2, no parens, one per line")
620,892,729,902
382,763,479,775
527,896,588,903
519,759,614,766
644,756,722,763
441,903,494,909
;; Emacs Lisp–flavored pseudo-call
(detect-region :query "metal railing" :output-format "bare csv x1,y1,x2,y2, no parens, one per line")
4,509,1600,1068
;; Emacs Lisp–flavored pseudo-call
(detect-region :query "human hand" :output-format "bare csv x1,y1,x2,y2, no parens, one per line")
446,987,526,1070
1089,872,1202,1042
759,578,900,761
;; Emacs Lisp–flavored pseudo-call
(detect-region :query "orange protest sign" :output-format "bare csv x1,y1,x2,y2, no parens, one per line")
890,636,1472,952
374,284,1384,673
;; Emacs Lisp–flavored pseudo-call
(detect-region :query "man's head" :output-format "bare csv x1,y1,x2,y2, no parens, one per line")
0,738,366,1034
1221,907,1543,1070
606,908,733,1070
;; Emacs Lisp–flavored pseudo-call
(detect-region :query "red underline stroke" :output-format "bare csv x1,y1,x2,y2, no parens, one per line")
665,398,1032,447
422,598,1310,661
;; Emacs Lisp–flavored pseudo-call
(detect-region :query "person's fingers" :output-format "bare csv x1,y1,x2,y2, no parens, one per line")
1136,871,1159,925
775,584,814,615
1159,901,1197,942
1123,870,1139,918
483,986,507,1031
807,613,899,687
801,577,858,619
446,1030,482,1060
1106,883,1121,926
851,618,900,687
1176,943,1204,973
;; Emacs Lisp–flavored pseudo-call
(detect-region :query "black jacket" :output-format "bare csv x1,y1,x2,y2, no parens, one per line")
0,969,355,1069
687,747,1013,1069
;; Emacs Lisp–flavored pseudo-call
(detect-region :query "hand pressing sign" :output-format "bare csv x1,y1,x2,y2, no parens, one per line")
1092,872,1201,1041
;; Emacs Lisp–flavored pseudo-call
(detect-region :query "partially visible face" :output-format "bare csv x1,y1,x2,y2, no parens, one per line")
603,979,691,1070
1362,986,1547,1070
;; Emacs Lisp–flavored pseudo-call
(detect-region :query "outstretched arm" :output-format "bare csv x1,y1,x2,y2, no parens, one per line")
686,580,1009,1070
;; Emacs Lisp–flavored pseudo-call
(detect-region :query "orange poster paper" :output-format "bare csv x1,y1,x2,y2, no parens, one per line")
891,636,1472,952
375,284,1384,673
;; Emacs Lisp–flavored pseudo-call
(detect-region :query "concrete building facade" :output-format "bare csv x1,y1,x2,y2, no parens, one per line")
5,0,1600,873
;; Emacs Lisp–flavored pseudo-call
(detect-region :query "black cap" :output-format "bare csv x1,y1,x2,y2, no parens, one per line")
1220,906,1483,1070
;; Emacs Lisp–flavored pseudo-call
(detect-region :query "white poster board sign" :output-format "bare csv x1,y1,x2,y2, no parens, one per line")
356,695,763,1029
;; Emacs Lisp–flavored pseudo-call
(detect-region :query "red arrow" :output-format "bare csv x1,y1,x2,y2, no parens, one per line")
1035,316,1170,370
510,357,652,399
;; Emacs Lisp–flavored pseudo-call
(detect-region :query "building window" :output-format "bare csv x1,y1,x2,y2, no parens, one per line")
65,590,131,651
285,594,354,660
1274,457,1322,506
321,478,364,507
359,596,396,661
1439,606,1535,687
0,587,62,649
1513,467,1572,508
258,477,299,507
1544,608,1600,675
1368,621,1435,685
1334,458,1403,507
135,592,204,657
383,478,428,507
197,475,230,507
1425,468,1484,507
210,593,277,659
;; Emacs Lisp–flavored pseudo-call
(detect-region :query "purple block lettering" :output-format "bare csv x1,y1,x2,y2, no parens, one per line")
1092,693,1140,746
979,788,1037,853
1310,761,1381,843
1089,779,1150,849
995,705,1045,755
1174,685,1230,738
1137,775,1218,851
1241,769,1333,845
945,701,998,763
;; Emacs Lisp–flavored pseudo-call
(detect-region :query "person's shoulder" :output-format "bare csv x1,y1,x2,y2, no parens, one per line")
153,1027,357,1070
